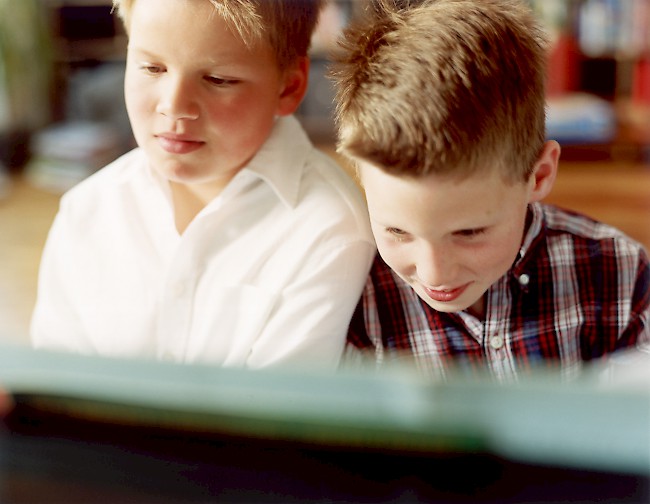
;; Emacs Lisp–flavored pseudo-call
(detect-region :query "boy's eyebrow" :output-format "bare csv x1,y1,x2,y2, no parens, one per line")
128,45,244,68
126,45,162,58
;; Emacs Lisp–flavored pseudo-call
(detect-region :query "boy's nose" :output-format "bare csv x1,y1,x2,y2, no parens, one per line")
156,76,200,121
415,243,455,287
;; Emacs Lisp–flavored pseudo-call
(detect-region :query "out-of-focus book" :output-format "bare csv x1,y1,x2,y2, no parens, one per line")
0,342,647,477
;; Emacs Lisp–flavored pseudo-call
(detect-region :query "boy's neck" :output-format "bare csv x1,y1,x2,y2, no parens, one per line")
170,181,227,234
466,295,486,320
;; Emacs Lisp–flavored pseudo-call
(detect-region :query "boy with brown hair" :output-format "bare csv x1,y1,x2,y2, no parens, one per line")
30,0,375,368
330,0,650,380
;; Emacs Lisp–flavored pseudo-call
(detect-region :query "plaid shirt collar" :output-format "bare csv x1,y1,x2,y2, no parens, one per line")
510,202,546,286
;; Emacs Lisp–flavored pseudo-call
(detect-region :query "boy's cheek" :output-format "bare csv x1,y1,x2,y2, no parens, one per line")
376,244,410,274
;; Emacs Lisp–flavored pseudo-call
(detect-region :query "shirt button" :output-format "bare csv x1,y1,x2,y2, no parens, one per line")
518,274,530,286
490,336,504,350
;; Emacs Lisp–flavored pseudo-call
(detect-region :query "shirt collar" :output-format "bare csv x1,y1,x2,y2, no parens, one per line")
512,202,546,275
241,115,311,209
519,203,544,258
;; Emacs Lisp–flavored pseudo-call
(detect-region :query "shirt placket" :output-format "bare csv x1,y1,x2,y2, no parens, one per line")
483,277,517,381
154,189,235,362
156,239,202,362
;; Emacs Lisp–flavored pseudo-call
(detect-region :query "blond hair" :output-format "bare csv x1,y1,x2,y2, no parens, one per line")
112,0,325,69
330,0,549,181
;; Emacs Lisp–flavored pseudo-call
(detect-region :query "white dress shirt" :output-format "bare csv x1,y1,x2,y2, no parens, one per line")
31,116,375,369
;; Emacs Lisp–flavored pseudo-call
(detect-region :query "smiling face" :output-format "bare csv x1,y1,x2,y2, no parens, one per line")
124,0,306,196
359,156,555,317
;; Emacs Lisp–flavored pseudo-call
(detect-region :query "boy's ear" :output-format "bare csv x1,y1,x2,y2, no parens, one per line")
528,140,561,202
276,57,309,116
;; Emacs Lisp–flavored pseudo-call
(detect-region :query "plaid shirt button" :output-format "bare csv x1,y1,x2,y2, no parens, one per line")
518,274,530,286
490,336,505,349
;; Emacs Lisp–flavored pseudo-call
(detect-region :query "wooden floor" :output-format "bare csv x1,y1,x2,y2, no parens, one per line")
0,176,59,345
544,161,650,248
1,155,650,346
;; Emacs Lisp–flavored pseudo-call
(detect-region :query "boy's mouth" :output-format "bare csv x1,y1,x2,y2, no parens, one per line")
156,134,204,154
422,283,469,303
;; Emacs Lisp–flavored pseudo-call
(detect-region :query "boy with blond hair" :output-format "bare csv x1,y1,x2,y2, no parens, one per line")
31,0,375,368
331,0,650,380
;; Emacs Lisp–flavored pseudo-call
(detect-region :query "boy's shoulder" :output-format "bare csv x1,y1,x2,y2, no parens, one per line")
303,147,365,205
62,147,146,200
251,116,370,230
537,202,647,261
291,143,372,239
257,116,361,199
541,202,637,243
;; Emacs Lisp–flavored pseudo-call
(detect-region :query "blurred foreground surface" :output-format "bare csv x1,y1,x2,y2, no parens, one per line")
0,344,647,503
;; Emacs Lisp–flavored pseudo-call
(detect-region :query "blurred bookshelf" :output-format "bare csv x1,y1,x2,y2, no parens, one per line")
39,0,127,120
14,0,131,192
530,0,650,162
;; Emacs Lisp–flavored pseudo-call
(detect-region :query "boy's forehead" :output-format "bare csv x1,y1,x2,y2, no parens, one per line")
357,153,522,189
358,158,526,222
359,162,445,200
358,158,489,186
127,0,264,53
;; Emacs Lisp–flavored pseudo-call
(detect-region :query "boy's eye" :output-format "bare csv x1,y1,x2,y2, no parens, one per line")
205,75,237,86
455,228,487,238
140,64,164,75
386,227,408,237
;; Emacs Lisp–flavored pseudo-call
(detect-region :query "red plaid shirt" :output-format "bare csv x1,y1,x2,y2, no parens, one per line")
345,203,650,381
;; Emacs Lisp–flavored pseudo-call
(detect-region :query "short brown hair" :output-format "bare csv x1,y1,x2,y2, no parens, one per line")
330,0,549,181
112,0,325,69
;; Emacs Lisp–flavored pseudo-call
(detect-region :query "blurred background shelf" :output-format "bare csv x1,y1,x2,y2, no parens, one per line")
534,0,650,161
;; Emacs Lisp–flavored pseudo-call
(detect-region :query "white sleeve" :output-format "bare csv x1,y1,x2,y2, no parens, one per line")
245,238,375,370
30,198,94,354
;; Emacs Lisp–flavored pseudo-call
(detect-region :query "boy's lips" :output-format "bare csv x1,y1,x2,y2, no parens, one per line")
422,283,469,303
156,134,205,154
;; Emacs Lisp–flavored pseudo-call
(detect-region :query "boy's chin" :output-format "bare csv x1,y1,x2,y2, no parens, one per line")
417,294,467,313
